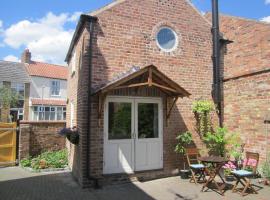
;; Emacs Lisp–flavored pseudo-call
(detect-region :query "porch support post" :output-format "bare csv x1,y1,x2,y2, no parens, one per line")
166,96,178,123
98,93,105,127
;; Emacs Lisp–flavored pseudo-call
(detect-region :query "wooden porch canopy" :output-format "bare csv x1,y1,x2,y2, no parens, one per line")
93,65,191,125
93,65,190,97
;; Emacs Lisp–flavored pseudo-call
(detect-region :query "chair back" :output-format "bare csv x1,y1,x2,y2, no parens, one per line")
244,152,259,173
185,148,200,166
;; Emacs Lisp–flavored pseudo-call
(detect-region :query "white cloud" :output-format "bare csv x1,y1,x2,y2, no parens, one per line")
260,16,270,23
0,20,3,28
68,12,82,22
3,55,20,62
2,12,81,65
265,0,270,5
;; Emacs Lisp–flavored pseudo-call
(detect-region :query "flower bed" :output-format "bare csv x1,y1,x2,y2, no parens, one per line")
20,149,68,172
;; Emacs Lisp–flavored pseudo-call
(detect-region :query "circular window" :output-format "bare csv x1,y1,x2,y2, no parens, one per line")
156,27,178,52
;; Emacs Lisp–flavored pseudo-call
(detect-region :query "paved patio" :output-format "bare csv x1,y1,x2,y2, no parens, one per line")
0,167,269,200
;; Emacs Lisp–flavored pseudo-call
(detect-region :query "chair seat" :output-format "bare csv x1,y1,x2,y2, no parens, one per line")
232,170,253,177
190,164,205,169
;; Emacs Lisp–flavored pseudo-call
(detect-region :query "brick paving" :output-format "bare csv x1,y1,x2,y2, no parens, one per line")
0,167,269,200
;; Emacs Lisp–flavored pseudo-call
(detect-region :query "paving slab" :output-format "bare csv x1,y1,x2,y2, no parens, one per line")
0,167,269,200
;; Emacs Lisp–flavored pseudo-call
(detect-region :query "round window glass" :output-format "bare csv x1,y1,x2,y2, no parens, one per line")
156,27,178,52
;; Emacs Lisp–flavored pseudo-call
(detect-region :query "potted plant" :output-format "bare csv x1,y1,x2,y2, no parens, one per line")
175,131,193,179
223,161,236,182
226,132,244,168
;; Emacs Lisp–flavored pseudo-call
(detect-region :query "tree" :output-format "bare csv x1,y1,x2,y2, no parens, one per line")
0,86,19,109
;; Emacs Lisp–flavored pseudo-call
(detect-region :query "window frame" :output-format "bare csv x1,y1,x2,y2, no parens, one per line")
156,26,178,52
32,106,66,121
51,80,61,96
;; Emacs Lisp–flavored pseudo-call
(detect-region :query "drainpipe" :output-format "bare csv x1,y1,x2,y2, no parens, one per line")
85,16,99,188
76,15,99,188
211,0,223,127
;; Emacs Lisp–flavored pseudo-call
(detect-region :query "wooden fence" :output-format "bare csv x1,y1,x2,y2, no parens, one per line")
0,122,17,166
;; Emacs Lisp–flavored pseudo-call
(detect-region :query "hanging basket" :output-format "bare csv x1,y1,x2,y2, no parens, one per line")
58,127,79,145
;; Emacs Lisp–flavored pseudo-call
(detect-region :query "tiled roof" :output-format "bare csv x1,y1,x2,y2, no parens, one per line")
0,60,30,83
31,98,66,106
25,61,68,80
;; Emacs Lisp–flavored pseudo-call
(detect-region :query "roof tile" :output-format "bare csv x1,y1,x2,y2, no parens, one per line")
25,61,68,80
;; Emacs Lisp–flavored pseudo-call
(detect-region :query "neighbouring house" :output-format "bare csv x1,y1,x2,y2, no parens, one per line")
65,0,219,187
0,61,30,122
21,50,68,121
213,14,270,162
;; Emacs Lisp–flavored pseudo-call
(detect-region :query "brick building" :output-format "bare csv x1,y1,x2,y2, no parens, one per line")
65,0,216,187
218,15,270,162
21,49,68,121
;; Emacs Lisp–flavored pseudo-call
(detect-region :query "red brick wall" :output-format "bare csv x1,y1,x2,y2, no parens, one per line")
19,121,66,159
219,15,270,163
67,0,215,187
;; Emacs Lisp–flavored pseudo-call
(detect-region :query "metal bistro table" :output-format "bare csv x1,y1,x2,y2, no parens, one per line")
199,156,228,195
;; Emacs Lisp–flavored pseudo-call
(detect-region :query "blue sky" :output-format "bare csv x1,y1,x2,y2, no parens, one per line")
0,0,269,65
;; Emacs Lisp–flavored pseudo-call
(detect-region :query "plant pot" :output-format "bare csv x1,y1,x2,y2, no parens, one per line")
180,169,190,179
225,175,235,182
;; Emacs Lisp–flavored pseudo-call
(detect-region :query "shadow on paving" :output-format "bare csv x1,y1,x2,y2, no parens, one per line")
0,171,155,200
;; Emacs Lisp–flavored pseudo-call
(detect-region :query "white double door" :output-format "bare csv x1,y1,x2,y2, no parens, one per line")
103,96,163,174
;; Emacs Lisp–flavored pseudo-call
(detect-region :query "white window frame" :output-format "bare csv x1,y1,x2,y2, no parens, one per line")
156,26,178,53
51,80,60,96
32,106,66,121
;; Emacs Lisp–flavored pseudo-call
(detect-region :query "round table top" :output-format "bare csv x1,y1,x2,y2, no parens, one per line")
198,156,228,163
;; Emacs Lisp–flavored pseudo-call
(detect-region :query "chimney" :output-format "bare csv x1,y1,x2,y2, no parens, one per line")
21,49,31,63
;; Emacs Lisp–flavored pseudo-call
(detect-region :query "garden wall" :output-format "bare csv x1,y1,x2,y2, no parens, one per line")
19,121,66,160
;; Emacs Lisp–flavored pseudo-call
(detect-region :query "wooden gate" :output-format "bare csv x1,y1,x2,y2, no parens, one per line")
0,122,17,166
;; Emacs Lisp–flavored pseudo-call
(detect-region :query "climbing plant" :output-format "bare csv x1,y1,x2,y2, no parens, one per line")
192,100,214,135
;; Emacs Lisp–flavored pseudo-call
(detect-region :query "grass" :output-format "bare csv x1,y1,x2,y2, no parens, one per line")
20,149,68,170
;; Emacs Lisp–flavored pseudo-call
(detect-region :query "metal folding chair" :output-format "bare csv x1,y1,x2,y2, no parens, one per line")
231,152,259,196
186,148,206,184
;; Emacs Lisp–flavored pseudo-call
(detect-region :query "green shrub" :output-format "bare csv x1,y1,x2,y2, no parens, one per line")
175,131,193,154
20,149,68,170
261,156,270,179
203,127,228,156
20,157,32,167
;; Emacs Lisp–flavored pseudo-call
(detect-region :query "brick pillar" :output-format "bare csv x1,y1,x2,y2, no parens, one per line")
19,123,31,160
23,83,30,120
1,81,11,122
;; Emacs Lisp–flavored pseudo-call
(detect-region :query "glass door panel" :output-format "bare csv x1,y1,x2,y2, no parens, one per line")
108,102,132,140
137,103,159,139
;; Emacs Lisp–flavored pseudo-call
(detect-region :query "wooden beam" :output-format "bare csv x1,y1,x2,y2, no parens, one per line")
152,82,178,93
166,97,178,120
152,68,190,96
148,67,153,86
114,82,148,90
101,67,149,93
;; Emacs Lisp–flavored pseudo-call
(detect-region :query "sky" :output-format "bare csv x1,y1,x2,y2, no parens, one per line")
0,0,269,65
